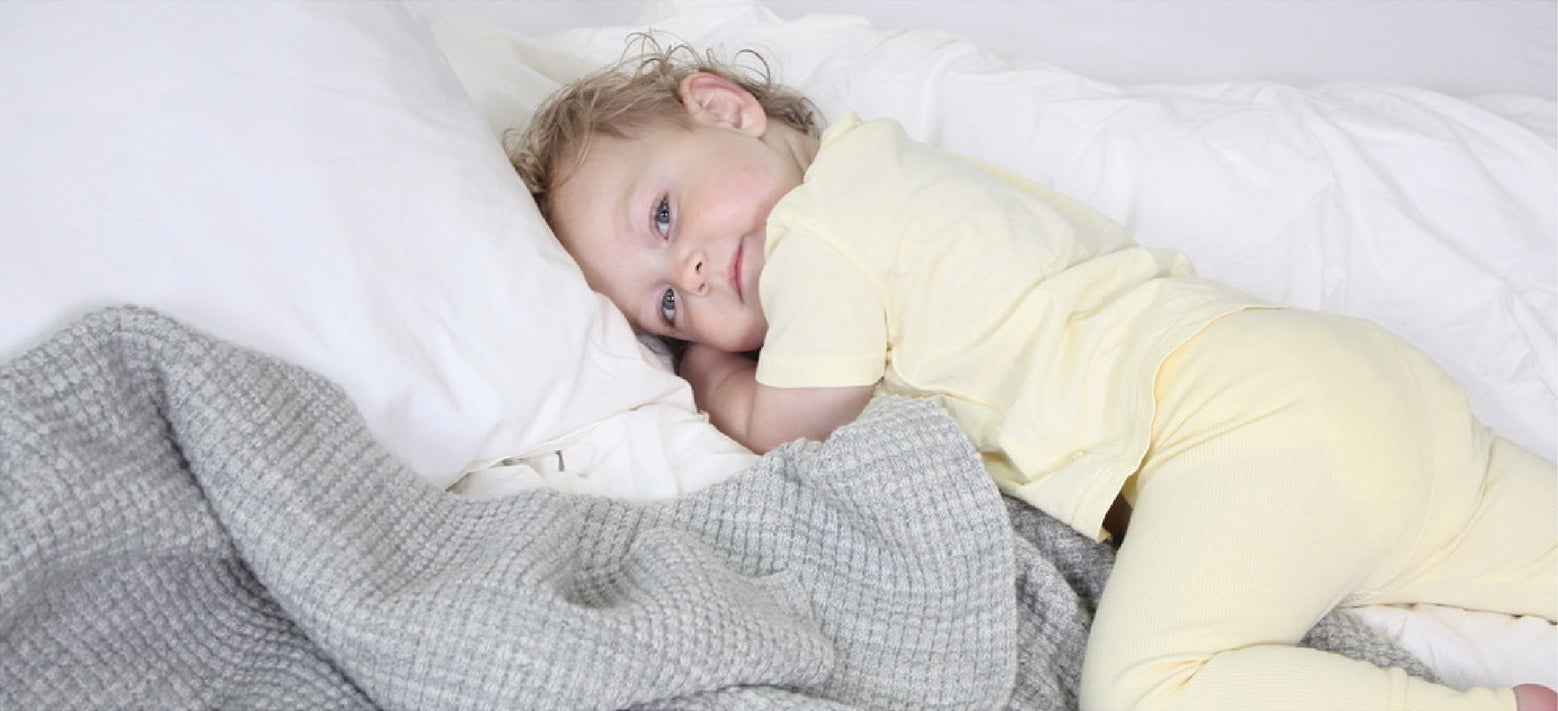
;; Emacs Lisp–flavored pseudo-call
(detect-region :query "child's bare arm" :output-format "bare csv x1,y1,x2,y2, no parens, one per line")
680,343,873,454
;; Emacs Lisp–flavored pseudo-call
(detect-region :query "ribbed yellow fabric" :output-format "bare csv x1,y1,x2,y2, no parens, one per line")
1081,309,1554,711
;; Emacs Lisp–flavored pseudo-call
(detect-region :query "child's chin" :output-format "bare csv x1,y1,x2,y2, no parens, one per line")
734,336,765,355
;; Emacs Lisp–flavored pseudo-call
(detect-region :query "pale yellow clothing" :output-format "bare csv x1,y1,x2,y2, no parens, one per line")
1084,308,1554,711
758,113,1556,711
759,112,1255,541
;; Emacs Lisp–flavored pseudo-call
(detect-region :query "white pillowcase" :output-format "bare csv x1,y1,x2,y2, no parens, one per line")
421,0,1556,690
425,0,1555,460
0,0,751,492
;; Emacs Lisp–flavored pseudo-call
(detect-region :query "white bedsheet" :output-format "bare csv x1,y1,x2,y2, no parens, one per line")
1,0,1547,696
418,0,1555,460
413,0,1557,692
411,0,1558,98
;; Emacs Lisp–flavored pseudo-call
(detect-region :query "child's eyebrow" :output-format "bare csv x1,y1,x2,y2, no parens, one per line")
621,177,645,237
623,173,667,245
613,180,669,335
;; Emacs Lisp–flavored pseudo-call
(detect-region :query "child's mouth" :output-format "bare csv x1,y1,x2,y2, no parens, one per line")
730,241,745,302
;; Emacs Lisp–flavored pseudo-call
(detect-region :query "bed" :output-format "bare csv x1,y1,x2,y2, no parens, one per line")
1,0,1552,707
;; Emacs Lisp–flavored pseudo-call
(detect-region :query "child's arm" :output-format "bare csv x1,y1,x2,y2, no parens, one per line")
680,343,873,454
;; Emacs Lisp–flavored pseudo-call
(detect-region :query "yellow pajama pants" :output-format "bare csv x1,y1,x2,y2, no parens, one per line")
1079,308,1556,711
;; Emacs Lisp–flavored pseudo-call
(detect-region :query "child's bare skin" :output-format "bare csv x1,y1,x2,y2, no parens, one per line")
523,45,1557,711
545,71,870,453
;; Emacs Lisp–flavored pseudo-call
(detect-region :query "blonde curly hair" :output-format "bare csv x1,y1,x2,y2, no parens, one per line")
506,35,821,218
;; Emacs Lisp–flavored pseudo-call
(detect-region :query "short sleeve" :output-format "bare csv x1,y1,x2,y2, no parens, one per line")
756,231,887,389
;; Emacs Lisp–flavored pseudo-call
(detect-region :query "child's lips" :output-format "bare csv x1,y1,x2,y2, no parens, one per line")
730,241,745,301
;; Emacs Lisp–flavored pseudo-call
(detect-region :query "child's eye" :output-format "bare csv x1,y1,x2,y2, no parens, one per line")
653,197,672,236
659,288,677,325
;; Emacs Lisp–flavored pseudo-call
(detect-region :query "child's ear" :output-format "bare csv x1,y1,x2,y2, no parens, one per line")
679,72,767,136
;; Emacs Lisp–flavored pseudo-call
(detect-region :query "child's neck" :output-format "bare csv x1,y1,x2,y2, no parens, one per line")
767,123,821,174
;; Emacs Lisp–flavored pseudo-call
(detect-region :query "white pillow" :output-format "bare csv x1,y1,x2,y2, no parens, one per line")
425,0,1555,460
0,0,752,491
419,0,1556,690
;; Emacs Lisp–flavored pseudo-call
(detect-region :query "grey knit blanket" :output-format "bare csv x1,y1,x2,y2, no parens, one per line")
0,307,1432,710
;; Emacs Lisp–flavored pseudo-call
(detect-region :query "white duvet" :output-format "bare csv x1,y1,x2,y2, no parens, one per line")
428,1,1556,465
421,0,1557,691
2,0,1551,695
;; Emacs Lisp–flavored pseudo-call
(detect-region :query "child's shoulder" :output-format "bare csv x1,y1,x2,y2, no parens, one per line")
811,112,970,186
819,112,918,153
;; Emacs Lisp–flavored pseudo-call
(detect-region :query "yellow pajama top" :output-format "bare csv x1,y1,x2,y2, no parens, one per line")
757,113,1258,540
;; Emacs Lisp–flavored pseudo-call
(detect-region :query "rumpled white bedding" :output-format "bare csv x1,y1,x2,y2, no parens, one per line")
416,0,1557,692
0,0,1548,697
426,0,1556,463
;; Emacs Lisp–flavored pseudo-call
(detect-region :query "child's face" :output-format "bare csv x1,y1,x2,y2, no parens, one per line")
548,92,809,354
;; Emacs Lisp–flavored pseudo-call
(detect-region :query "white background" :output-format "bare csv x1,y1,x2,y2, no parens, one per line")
408,0,1557,99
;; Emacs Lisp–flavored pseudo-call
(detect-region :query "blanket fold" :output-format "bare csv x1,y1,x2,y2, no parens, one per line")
0,307,1432,710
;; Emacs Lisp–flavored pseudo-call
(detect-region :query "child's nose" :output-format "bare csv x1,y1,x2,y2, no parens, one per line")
675,249,709,296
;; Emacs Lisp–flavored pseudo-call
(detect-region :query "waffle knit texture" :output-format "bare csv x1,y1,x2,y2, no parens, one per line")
0,307,1433,709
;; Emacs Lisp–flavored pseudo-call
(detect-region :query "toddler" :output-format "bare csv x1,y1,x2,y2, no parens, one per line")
509,40,1557,711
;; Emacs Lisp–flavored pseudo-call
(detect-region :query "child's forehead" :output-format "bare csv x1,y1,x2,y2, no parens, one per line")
547,133,636,199
568,119,704,180
549,133,657,231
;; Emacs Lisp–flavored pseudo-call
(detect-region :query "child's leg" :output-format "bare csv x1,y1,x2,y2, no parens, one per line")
1079,309,1554,711
1355,432,1556,618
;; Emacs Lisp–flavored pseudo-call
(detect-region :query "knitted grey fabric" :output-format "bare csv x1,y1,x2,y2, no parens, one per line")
0,307,1433,710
